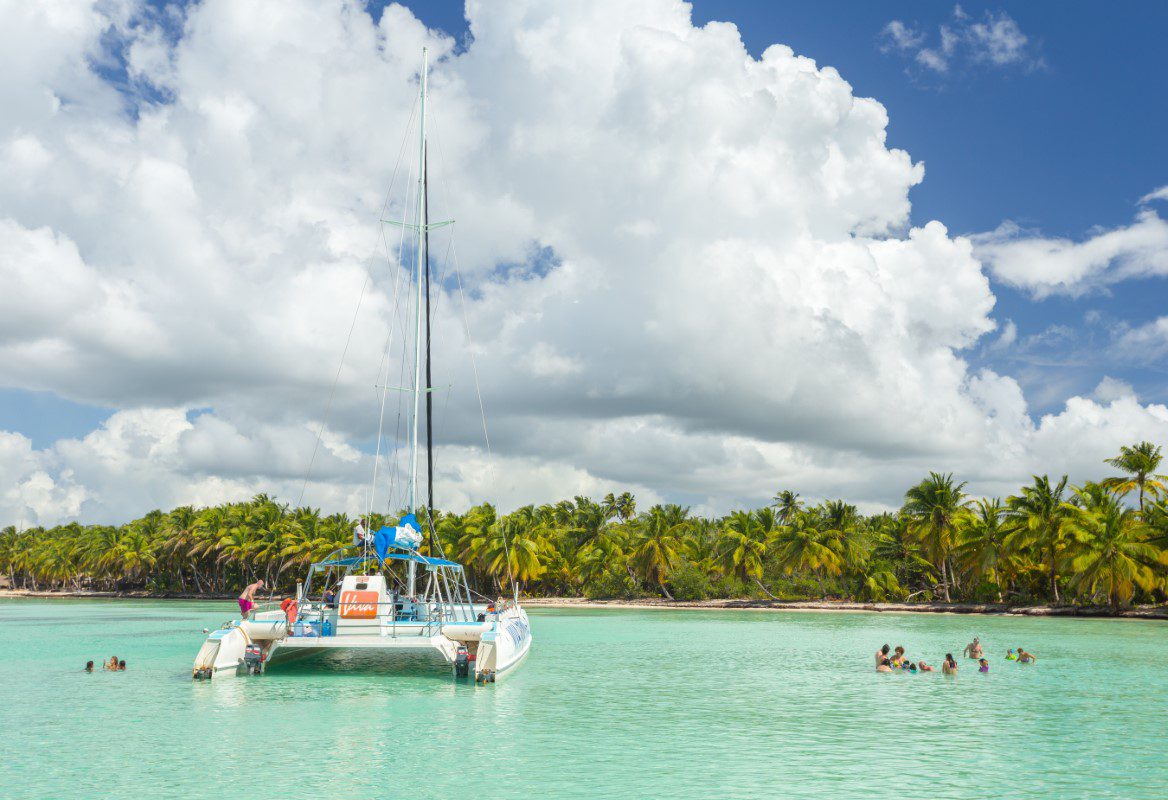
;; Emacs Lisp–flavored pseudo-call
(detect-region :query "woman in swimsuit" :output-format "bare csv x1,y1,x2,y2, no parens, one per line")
876,658,894,673
942,654,958,674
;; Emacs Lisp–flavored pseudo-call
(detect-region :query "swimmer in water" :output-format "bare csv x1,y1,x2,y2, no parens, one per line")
1017,648,1037,664
963,637,983,660
875,643,891,667
891,646,906,667
876,658,894,673
918,660,935,672
978,658,989,673
1005,649,1017,661
942,654,958,674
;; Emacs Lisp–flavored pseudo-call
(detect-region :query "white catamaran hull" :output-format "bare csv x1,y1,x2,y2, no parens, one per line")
193,593,532,680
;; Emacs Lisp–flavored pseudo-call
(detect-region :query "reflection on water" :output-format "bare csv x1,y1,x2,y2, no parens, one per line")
1,598,1166,799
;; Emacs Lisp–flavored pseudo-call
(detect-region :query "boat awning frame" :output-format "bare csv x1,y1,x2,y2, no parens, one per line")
312,552,462,570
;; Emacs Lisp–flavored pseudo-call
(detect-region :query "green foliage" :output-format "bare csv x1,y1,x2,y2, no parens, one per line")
3,441,1168,608
666,563,710,601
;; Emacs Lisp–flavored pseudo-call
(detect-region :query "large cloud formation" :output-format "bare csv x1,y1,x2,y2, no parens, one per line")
2,0,1166,526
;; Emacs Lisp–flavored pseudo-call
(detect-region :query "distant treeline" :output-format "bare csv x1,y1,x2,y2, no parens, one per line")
3,442,1167,610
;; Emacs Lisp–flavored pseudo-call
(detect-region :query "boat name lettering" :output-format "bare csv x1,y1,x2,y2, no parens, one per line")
340,590,379,619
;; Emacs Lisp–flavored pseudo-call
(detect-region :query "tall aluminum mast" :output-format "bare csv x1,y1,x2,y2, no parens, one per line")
406,47,428,598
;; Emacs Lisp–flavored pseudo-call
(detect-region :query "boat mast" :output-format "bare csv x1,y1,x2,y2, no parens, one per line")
424,144,435,554
407,47,428,598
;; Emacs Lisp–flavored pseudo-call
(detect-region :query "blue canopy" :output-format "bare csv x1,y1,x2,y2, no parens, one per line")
313,552,461,569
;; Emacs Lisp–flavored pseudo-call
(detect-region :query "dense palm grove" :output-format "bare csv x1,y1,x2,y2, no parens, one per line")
3,442,1167,610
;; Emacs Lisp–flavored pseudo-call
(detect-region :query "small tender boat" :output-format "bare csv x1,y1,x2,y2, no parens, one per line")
193,48,531,682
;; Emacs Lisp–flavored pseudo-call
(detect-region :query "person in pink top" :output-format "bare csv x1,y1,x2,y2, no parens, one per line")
238,579,264,620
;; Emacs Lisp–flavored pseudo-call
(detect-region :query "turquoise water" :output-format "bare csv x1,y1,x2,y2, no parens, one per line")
2,599,1166,799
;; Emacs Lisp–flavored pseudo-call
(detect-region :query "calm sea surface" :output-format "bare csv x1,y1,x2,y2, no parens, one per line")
1,599,1166,799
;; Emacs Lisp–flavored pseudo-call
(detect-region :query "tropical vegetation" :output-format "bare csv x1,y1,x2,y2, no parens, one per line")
3,445,1168,611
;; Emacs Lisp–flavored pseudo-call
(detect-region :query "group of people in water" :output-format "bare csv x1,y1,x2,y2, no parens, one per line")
875,636,1037,674
84,656,126,672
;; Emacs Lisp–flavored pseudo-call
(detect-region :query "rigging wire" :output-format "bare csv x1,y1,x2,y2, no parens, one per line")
367,118,419,523
296,91,419,510
430,106,519,595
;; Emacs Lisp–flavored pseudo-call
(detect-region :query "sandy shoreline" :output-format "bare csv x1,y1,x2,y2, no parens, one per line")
3,588,1165,620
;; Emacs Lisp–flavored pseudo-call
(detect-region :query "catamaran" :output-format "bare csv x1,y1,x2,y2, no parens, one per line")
192,49,531,683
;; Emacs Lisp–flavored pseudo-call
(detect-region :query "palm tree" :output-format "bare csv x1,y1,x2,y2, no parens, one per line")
772,513,846,597
1103,441,1167,511
1004,475,1071,603
771,490,803,525
956,498,1010,601
902,473,969,602
630,506,686,599
716,511,777,599
1064,493,1162,608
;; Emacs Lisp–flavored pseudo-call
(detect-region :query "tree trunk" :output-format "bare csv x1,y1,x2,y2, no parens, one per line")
1049,545,1060,603
940,559,951,602
754,577,780,601
658,580,674,601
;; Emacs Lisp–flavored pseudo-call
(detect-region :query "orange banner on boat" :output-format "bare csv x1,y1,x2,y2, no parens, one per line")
340,590,379,619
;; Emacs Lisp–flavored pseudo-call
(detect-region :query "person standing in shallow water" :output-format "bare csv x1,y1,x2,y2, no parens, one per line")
875,643,890,667
238,578,264,620
85,661,94,672
963,637,983,659
942,654,958,674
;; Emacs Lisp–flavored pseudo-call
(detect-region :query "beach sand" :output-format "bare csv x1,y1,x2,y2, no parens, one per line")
3,588,1164,619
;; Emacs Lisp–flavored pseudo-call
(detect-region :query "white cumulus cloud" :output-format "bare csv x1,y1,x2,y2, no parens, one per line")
973,209,1168,297
0,0,1161,527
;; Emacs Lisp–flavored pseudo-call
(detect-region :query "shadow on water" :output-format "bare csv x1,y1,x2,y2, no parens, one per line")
266,649,455,680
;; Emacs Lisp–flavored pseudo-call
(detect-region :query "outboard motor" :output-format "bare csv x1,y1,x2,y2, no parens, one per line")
243,644,265,676
454,646,470,678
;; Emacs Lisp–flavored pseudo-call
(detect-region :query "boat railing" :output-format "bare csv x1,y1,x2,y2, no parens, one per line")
272,599,450,638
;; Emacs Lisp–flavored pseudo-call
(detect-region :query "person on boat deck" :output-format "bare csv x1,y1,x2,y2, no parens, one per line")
85,661,94,672
942,654,958,674
105,656,118,671
324,587,336,607
875,643,891,667
876,658,893,673
238,578,264,620
963,637,983,659
353,519,370,548
280,596,298,632
1017,648,1037,664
